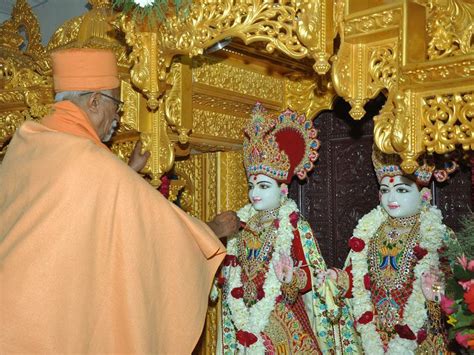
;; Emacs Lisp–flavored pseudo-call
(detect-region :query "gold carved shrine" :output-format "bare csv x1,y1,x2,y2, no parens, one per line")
0,0,473,353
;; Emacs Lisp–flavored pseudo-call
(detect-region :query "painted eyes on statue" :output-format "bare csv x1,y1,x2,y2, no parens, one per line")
380,185,412,194
248,182,273,190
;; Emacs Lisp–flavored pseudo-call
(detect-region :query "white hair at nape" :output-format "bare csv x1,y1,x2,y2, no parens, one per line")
54,89,113,102
54,91,88,102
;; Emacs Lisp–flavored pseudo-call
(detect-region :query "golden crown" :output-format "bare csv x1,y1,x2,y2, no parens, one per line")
243,103,320,183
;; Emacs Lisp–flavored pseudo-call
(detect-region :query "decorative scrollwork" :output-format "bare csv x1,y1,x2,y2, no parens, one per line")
284,74,334,119
423,92,474,153
403,59,474,85
415,0,474,59
368,43,397,97
344,8,401,38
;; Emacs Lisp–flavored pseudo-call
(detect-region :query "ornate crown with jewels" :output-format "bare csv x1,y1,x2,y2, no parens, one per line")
243,103,320,183
372,146,457,186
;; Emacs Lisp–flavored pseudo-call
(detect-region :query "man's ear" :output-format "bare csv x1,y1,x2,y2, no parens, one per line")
87,92,101,113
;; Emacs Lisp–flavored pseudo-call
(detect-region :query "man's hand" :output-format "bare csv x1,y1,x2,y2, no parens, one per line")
207,211,240,239
128,141,150,172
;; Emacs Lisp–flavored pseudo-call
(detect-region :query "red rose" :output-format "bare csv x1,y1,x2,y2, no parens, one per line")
273,219,280,229
224,255,238,267
464,287,474,313
358,311,373,325
236,330,258,347
257,288,265,300
363,273,371,290
394,324,416,340
158,175,170,198
413,245,428,260
348,237,366,252
217,275,226,287
289,211,299,228
231,287,244,299
417,328,427,344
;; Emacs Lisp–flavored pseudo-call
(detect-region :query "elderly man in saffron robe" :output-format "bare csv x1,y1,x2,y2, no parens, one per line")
0,48,239,354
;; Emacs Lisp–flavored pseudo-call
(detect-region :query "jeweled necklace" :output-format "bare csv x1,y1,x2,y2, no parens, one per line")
349,205,445,354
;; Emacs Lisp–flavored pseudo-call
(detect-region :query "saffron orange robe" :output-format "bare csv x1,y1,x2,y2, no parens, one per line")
0,101,225,354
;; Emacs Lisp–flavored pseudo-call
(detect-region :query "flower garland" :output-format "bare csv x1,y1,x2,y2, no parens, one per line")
349,205,445,354
225,199,299,353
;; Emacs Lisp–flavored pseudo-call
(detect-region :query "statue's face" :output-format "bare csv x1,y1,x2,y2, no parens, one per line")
248,174,281,211
380,175,422,218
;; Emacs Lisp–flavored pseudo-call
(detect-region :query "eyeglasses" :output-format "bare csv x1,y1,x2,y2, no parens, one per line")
79,91,124,113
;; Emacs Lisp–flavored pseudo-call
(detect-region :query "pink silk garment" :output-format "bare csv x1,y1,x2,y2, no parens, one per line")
0,101,225,354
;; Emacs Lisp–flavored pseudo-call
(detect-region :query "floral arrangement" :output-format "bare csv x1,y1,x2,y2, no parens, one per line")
441,213,474,352
112,0,191,25
349,204,446,354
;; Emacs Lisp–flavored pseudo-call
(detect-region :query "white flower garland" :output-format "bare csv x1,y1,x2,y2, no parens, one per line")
349,205,445,354
133,0,154,7
225,199,298,353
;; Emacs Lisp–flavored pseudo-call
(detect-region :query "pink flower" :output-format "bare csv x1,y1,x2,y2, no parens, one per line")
455,332,472,348
468,260,474,272
421,189,432,202
440,295,456,315
458,279,474,291
458,254,468,270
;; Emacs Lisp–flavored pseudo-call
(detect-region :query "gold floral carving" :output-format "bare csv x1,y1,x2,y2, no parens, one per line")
0,111,25,145
374,89,422,174
110,140,135,164
47,16,83,51
344,8,401,39
141,99,175,186
192,56,284,103
192,93,255,118
120,80,140,131
0,0,53,149
193,109,248,142
414,0,474,59
165,60,193,144
284,75,335,119
332,42,370,119
423,92,474,153
168,178,186,203
295,0,333,74
217,151,248,213
367,42,398,97
402,58,474,85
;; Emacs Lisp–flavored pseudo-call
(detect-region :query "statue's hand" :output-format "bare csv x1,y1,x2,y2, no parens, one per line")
421,269,445,302
207,211,240,239
128,140,150,172
315,269,337,288
273,253,294,284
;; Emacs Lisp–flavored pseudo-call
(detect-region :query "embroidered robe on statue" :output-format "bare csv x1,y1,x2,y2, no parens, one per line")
0,101,225,354
218,208,361,354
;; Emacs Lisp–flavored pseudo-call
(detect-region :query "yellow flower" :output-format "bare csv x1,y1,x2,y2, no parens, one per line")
447,315,457,326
